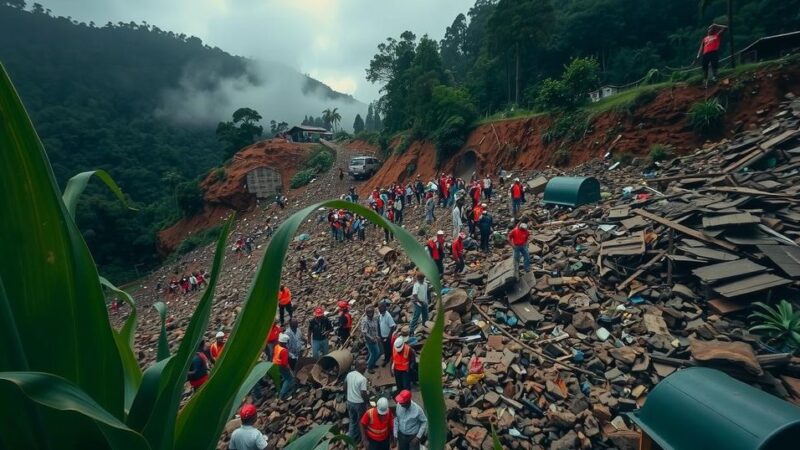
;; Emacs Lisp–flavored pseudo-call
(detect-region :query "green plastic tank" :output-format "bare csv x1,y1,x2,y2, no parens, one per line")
629,367,800,450
542,176,600,207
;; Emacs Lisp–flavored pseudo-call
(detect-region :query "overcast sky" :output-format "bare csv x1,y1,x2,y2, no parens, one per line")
36,0,475,103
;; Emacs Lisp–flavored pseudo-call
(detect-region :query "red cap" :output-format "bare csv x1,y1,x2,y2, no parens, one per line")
395,389,412,404
338,300,349,310
314,307,324,317
239,404,257,420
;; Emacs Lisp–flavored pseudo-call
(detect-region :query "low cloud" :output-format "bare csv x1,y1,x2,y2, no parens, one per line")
156,59,367,131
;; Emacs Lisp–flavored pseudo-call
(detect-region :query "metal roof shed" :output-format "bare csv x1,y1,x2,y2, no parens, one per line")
542,176,600,207
630,367,800,450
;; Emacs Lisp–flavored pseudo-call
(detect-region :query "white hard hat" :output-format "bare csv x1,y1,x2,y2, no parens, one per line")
514,177,520,182
394,336,405,350
215,331,225,339
437,230,444,235
376,397,389,415
520,223,528,230
278,333,289,343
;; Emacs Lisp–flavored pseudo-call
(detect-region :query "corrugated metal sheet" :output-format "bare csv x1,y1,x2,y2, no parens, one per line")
713,273,791,298
692,259,767,283
757,245,800,278
702,212,760,228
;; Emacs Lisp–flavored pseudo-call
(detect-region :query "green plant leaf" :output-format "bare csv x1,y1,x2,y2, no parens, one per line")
99,276,143,413
174,200,443,450
153,302,170,362
490,423,503,450
0,275,28,371
126,357,172,432
227,361,273,420
284,424,333,450
0,372,150,450
62,169,137,221
139,216,232,450
0,63,124,417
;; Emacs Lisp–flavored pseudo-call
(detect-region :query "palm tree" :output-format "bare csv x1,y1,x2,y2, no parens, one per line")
700,0,735,68
331,107,342,133
321,108,332,131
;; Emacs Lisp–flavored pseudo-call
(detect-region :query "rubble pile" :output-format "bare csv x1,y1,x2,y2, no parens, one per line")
117,92,800,449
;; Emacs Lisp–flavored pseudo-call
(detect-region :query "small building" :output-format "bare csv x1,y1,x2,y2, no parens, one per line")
589,86,619,103
543,176,601,207
287,125,333,143
245,166,282,198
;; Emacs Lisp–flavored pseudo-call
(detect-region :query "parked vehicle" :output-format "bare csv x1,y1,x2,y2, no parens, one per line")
348,156,381,180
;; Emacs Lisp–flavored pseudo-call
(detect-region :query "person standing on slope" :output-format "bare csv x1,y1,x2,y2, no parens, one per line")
697,23,728,86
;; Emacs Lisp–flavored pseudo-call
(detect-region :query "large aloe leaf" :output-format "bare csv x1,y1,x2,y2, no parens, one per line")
138,217,232,450
126,357,172,432
154,302,171,361
283,424,334,450
0,372,150,450
0,64,124,416
226,361,273,420
174,200,443,450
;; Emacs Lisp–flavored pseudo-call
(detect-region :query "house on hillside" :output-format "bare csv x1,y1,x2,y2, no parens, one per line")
589,86,619,103
287,125,333,143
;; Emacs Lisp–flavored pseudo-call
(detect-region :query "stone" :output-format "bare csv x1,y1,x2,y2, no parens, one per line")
690,339,763,376
466,426,488,448
610,346,638,365
572,311,596,331
549,430,577,450
608,430,641,450
546,409,577,428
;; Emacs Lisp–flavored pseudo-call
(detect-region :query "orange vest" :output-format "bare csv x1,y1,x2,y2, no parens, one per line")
512,183,523,199
210,342,224,359
272,344,288,367
472,205,482,221
278,288,292,306
342,312,353,329
393,345,411,372
365,408,391,441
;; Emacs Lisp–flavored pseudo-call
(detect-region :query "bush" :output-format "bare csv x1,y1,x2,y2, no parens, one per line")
433,115,470,166
543,112,591,145
536,57,599,111
333,130,351,141
648,144,672,163
175,180,204,217
749,300,800,351
614,89,658,116
304,146,334,173
554,147,571,166
290,168,317,188
614,152,634,165
689,98,725,135
176,225,222,256
212,167,226,182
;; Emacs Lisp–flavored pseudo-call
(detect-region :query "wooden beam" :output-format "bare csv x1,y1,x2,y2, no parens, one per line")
632,209,738,252
617,250,667,291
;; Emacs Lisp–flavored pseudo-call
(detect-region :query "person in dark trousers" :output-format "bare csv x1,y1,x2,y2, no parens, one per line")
344,360,370,443
277,285,293,327
187,339,210,392
307,307,333,358
478,206,493,253
337,300,353,345
391,337,416,392
378,300,397,367
414,177,424,206
451,231,466,275
697,23,728,86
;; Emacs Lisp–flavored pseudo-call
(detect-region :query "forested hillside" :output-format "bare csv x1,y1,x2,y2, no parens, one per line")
365,0,799,165
0,2,357,281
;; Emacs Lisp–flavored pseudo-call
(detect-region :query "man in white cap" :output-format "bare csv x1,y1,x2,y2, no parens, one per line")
210,331,225,362
360,397,394,450
508,222,531,272
410,273,429,336
272,333,294,399
391,336,416,392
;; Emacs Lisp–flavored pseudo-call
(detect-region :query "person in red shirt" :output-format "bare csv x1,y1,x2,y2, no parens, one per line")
510,178,525,218
697,23,728,86
360,397,394,450
426,231,446,277
264,322,281,360
277,285,293,326
337,300,353,344
451,231,466,275
508,222,531,272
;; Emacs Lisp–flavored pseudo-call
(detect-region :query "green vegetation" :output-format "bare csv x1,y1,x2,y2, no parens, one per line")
542,111,593,145
175,180,204,217
289,145,335,188
534,57,600,111
175,225,222,257
216,107,264,161
553,146,571,166
648,144,673,163
749,300,800,351
352,113,365,133
689,98,726,135
0,64,447,449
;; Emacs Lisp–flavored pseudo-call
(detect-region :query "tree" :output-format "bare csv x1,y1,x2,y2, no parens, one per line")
321,108,332,130
330,107,342,132
487,0,555,105
440,13,469,81
175,180,204,217
216,107,263,160
365,104,375,132
269,119,277,134
2,0,26,8
353,113,365,134
701,0,735,68
161,170,183,212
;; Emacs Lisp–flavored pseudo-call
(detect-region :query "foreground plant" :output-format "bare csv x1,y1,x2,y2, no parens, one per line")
0,63,446,449
688,98,725,135
749,300,800,352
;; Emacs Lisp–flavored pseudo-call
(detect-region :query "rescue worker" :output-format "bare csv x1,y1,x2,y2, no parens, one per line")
360,397,394,450
508,222,531,272
394,390,428,450
277,284,293,326
187,339,210,392
228,404,268,450
391,336,416,392
210,331,225,362
264,322,281,360
697,23,728,86
452,231,466,275
285,318,305,370
308,306,333,358
360,306,382,372
510,178,524,217
273,333,295,399
337,300,353,344
378,300,397,367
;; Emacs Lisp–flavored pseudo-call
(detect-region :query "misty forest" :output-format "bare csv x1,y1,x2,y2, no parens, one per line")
2,0,798,280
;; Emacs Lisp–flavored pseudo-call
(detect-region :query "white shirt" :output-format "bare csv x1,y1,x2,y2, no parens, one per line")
229,425,268,450
393,401,428,438
412,281,429,306
483,178,492,189
378,311,396,338
344,370,368,404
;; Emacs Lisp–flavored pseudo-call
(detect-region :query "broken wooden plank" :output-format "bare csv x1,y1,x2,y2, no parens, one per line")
702,212,760,228
617,250,667,291
633,209,738,251
677,245,739,262
708,297,750,315
692,259,768,283
757,245,800,278
714,273,792,298
509,302,545,324
601,232,645,256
